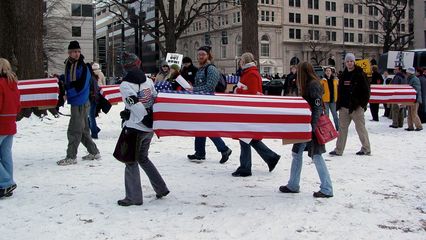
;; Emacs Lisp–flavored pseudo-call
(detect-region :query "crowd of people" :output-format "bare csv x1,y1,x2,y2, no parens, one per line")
1,40,425,205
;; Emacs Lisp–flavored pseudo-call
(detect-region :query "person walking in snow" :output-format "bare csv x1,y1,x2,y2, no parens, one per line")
0,58,20,198
329,53,371,156
117,52,169,206
404,67,423,131
279,62,333,198
231,52,281,177
186,46,232,164
57,41,100,166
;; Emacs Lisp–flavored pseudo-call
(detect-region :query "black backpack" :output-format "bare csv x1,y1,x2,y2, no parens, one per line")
204,64,227,93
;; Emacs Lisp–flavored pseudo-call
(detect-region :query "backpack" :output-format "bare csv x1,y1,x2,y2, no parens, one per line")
204,64,227,93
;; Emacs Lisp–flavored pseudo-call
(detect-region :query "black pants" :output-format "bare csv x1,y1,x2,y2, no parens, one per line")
370,103,379,121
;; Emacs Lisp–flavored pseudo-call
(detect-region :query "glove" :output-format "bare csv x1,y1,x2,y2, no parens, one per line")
120,109,131,121
141,107,153,128
125,95,139,105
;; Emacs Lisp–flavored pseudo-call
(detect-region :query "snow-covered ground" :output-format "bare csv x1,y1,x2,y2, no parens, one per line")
1,103,425,240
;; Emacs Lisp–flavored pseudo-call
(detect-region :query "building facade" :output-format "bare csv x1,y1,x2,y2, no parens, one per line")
176,0,410,75
95,0,159,79
44,0,94,75
413,0,426,49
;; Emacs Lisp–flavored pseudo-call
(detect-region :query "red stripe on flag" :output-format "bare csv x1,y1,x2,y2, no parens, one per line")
18,79,58,85
156,97,309,108
19,87,59,95
20,100,58,108
154,112,311,123
369,99,415,103
154,129,312,140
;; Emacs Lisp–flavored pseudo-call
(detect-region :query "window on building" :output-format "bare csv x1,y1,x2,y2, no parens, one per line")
308,0,319,9
290,28,295,39
265,11,270,21
326,31,331,41
350,19,354,28
332,32,336,41
344,32,348,42
344,18,349,27
296,29,301,39
326,1,331,11
289,13,295,22
271,12,275,22
260,35,270,57
295,13,301,23
358,19,363,29
374,34,379,44
236,36,242,56
308,15,313,24
71,4,92,17
72,26,81,37
314,15,319,24
369,34,374,43
369,20,373,29
221,45,227,59
424,1,426,17
314,30,320,40
331,17,336,26
289,28,301,39
358,5,363,14
289,0,301,7
332,2,336,11
374,21,378,30
350,33,354,42
261,10,265,21
401,24,405,32
358,33,363,42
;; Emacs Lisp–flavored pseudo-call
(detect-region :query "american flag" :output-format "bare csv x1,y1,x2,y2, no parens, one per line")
153,92,313,140
99,85,121,104
137,88,153,104
370,84,416,104
226,75,240,84
18,78,59,108
154,81,173,92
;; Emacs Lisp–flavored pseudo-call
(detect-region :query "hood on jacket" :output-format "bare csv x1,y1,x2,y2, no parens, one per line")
122,68,147,85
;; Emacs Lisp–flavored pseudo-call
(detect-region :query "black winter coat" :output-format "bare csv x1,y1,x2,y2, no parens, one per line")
180,64,198,85
292,80,326,157
337,66,370,113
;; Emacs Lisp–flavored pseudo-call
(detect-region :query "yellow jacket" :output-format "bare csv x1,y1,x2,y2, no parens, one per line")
320,77,338,103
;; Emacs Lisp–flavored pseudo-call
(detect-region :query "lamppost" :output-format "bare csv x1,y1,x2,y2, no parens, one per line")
326,15,345,70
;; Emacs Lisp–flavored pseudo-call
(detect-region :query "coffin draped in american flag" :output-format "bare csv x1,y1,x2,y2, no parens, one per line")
153,92,312,140
18,78,59,108
370,84,416,104
99,85,121,104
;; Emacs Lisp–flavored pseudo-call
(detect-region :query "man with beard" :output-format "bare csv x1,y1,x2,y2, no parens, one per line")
186,46,232,163
57,41,100,166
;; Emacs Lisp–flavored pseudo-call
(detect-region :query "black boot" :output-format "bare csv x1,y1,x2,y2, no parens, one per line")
313,191,333,198
267,154,281,172
156,190,170,199
219,148,232,164
117,198,142,206
187,154,206,161
279,186,299,193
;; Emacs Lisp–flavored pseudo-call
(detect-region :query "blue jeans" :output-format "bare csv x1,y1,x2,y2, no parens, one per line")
325,102,339,130
286,142,333,195
88,101,100,138
194,137,228,157
0,135,15,189
238,140,278,173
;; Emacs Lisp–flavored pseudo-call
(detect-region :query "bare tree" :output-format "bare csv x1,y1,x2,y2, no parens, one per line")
44,0,72,73
353,0,413,53
304,31,334,66
241,0,259,62
96,0,230,56
0,0,44,79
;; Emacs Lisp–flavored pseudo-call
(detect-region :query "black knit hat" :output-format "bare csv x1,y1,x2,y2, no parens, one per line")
68,41,81,50
122,52,141,70
182,57,192,64
198,46,212,54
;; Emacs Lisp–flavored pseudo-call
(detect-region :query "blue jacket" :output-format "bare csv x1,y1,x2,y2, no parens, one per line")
64,55,91,106
192,63,220,93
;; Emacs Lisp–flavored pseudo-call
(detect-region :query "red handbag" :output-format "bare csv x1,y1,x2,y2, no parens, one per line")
314,114,339,144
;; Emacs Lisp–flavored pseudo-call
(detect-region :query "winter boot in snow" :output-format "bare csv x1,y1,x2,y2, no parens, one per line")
82,153,101,160
57,157,77,166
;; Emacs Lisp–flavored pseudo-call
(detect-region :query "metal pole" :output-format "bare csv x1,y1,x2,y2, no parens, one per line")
342,16,346,70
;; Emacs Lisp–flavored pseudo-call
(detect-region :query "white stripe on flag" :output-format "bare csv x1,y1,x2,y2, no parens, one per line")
370,95,416,100
154,103,311,115
104,92,122,100
154,121,312,132
18,83,58,90
21,93,58,101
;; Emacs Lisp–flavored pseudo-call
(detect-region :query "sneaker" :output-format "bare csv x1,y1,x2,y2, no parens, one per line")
156,190,170,199
219,148,232,164
313,191,333,198
267,154,281,172
82,153,101,160
117,198,142,207
404,128,414,131
279,185,299,193
5,184,17,195
389,125,398,128
356,151,371,156
329,151,342,156
57,157,77,166
231,170,252,177
415,128,423,131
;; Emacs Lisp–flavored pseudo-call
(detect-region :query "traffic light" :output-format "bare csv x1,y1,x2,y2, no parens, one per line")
221,31,228,45
116,55,121,64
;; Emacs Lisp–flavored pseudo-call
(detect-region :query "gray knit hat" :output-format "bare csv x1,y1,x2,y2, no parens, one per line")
345,53,356,62
122,52,141,70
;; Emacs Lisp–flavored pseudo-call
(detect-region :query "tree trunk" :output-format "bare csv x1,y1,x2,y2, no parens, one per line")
241,0,259,62
0,0,44,79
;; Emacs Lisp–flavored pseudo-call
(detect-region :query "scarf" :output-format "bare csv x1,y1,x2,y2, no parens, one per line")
65,57,79,82
242,62,256,70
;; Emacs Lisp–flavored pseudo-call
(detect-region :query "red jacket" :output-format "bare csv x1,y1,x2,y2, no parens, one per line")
0,77,21,135
236,66,262,95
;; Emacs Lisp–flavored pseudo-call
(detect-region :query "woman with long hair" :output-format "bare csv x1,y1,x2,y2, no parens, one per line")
0,58,20,198
232,52,281,177
279,62,333,198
